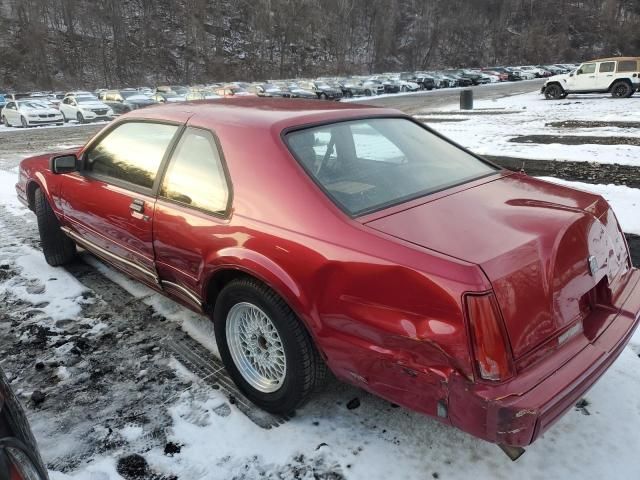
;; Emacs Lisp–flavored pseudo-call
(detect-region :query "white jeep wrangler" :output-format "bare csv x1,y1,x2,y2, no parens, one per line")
542,57,640,99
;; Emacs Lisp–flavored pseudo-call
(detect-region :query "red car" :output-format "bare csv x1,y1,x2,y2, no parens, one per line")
15,99,640,454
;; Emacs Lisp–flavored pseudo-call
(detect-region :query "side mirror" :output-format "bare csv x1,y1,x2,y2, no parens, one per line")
577,69,583,75
50,154,79,174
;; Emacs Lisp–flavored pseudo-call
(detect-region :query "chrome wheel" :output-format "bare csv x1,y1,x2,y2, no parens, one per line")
226,302,286,393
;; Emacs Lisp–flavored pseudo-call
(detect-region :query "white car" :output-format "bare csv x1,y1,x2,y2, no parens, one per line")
543,57,640,99
1,99,64,128
517,65,544,77
59,93,114,123
510,68,536,80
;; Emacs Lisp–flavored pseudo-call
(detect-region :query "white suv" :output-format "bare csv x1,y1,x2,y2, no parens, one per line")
542,57,640,99
59,92,114,123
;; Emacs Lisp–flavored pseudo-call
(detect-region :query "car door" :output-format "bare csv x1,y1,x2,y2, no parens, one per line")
152,126,232,310
595,61,616,90
60,120,182,287
570,62,597,91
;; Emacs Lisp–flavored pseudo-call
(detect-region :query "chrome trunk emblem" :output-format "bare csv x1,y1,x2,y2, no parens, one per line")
588,255,598,276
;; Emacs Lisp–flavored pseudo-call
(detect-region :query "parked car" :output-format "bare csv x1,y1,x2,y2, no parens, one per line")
185,90,222,101
213,86,256,98
484,67,520,81
151,92,186,103
99,90,156,115
398,78,421,92
297,81,343,100
0,369,49,479
246,83,286,97
335,79,367,97
281,83,318,99
59,92,113,123
17,99,640,453
2,99,64,127
482,69,509,82
543,57,640,99
372,76,401,93
415,74,436,90
360,79,385,96
0,93,6,110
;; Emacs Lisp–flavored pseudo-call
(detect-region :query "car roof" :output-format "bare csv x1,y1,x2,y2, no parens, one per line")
124,97,402,131
587,57,640,63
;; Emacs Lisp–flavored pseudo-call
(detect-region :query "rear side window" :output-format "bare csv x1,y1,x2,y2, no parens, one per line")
160,128,229,214
85,122,178,189
286,118,496,216
599,62,615,73
617,60,638,72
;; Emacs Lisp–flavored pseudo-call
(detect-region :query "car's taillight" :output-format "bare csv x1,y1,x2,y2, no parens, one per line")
464,293,514,382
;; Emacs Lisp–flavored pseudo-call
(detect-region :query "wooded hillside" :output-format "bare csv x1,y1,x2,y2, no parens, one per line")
1,0,639,89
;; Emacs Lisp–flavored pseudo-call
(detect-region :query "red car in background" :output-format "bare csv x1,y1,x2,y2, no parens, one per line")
15,99,640,455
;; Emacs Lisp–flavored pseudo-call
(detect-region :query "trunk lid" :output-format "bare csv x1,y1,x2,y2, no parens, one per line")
365,174,629,360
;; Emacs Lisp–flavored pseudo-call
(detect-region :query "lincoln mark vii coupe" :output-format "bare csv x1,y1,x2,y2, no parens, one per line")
15,99,640,455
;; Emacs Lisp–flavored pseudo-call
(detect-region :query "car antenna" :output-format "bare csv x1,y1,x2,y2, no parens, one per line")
520,161,526,174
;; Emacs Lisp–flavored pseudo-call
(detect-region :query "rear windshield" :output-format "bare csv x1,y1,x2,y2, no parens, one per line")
285,118,497,216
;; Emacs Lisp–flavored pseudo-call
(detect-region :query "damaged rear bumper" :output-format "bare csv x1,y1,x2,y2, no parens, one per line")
448,268,640,446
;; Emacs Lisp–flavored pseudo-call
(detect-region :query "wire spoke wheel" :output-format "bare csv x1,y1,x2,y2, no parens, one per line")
226,302,287,393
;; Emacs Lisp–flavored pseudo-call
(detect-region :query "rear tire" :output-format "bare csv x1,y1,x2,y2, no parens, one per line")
611,81,633,98
34,188,76,266
213,278,328,415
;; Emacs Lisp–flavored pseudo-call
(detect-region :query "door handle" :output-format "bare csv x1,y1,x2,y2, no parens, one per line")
129,198,150,221
129,198,144,213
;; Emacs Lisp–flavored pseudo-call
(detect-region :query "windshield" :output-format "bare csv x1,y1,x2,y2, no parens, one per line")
120,91,139,98
286,118,497,216
76,96,98,103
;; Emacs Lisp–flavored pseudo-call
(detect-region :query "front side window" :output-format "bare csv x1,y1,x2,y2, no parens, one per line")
160,128,229,214
286,118,497,216
580,63,596,74
85,122,178,189
599,62,615,73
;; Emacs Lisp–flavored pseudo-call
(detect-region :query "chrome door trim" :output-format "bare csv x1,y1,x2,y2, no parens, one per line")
61,226,159,284
160,280,203,309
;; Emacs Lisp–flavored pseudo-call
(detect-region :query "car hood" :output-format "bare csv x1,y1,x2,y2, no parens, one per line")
365,174,630,360
21,107,61,114
546,73,569,83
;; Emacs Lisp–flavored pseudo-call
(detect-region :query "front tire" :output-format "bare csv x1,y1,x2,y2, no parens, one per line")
611,81,634,98
214,278,328,415
544,83,564,100
21,116,29,128
34,188,76,266
1,115,9,127
77,112,85,124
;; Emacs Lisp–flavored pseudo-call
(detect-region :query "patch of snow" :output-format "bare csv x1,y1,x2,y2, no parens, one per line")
119,424,144,442
0,243,88,321
423,91,640,166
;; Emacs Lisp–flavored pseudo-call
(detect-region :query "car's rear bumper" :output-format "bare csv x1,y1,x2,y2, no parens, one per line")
448,267,640,446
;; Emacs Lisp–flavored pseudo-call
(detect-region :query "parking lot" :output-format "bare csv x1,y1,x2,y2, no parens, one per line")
1,82,639,479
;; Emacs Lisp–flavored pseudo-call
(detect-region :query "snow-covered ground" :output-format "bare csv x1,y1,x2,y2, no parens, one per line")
1,89,640,480
421,92,640,166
